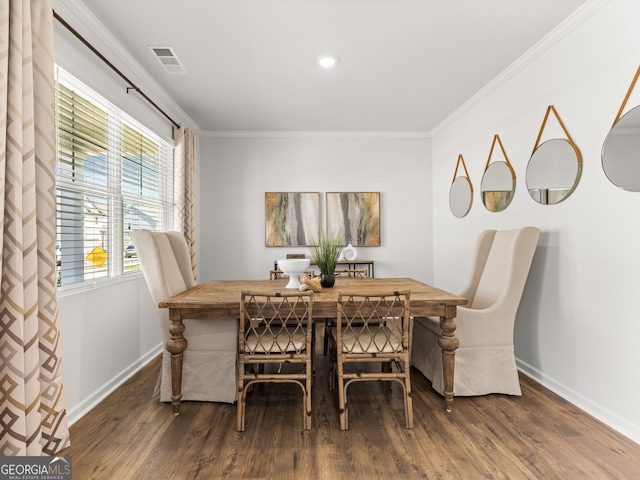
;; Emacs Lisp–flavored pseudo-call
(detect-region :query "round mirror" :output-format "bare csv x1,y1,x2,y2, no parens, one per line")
449,176,473,218
481,161,515,212
526,138,582,204
602,104,640,191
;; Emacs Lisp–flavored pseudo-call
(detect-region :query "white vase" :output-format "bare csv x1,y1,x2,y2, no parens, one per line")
342,243,357,261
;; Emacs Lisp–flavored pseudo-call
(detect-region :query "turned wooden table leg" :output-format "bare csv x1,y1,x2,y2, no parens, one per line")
438,305,459,412
167,308,188,415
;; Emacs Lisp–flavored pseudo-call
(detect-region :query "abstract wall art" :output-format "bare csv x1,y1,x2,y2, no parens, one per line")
265,192,320,246
326,192,380,246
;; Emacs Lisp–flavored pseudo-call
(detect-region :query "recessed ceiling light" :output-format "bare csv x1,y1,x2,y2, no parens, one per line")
317,54,338,69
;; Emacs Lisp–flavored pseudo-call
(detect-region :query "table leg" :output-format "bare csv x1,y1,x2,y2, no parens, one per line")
438,306,459,412
167,308,188,415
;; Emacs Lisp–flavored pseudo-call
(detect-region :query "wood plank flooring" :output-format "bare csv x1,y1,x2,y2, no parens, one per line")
60,344,640,479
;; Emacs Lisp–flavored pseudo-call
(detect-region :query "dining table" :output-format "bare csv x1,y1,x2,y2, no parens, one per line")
158,277,467,415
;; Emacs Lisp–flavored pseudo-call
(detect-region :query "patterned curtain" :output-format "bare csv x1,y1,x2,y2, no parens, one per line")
173,126,197,279
0,0,70,455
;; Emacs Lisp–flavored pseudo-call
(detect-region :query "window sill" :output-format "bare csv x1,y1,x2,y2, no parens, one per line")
57,271,144,298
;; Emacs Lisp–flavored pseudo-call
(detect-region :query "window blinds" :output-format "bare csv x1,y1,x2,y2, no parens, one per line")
55,68,173,287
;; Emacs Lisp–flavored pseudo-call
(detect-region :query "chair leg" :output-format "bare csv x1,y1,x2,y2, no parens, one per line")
304,376,313,430
236,383,246,432
236,360,245,432
402,357,414,428
327,338,337,391
405,386,414,428
323,318,331,355
328,356,335,391
404,375,414,429
311,323,316,377
337,363,348,430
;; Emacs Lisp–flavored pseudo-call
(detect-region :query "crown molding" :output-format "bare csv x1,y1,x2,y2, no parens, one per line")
201,130,430,139
430,0,611,136
54,0,202,134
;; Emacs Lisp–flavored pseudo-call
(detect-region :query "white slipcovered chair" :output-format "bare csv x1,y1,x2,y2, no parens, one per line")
131,230,237,403
412,226,540,396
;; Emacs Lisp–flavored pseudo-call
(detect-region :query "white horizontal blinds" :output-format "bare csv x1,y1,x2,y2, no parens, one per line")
121,119,171,264
122,125,160,199
56,82,112,286
55,67,173,287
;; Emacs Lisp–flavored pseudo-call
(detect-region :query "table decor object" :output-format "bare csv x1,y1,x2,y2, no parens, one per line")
308,230,344,287
341,243,357,261
277,258,311,289
300,275,322,292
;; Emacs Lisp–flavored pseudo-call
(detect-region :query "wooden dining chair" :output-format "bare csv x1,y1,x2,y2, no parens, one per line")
328,290,413,430
269,269,315,280
334,269,368,278
237,290,314,431
323,269,370,355
269,269,283,280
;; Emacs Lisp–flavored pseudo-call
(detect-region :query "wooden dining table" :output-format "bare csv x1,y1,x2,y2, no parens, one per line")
158,277,467,415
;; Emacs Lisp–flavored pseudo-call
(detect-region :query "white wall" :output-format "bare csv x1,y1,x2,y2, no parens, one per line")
197,134,432,283
431,0,640,443
58,278,160,422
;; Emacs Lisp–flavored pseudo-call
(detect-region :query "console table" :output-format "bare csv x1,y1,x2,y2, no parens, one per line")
275,259,375,278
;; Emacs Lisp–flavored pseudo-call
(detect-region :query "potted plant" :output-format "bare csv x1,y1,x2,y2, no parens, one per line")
308,230,344,287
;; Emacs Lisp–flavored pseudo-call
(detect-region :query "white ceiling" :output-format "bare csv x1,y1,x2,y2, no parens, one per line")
64,0,589,133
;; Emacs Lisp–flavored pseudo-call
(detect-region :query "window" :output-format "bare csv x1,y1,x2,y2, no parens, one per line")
55,68,173,288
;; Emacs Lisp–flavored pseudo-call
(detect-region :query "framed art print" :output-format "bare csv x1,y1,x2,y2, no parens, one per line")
326,192,380,246
265,192,320,246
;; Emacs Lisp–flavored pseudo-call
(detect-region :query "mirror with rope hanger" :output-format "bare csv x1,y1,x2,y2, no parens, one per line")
449,154,474,218
602,65,640,192
480,134,516,212
526,105,582,205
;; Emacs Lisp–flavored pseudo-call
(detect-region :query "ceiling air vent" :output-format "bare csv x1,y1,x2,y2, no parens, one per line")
148,46,187,75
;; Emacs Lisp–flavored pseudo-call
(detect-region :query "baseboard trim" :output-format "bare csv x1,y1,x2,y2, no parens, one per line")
66,344,162,426
517,358,639,446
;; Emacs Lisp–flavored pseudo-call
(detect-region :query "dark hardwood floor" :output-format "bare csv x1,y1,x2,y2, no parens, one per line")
60,340,640,479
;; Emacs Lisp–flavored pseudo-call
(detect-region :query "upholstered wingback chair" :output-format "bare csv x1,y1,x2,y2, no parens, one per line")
412,226,540,396
132,230,237,403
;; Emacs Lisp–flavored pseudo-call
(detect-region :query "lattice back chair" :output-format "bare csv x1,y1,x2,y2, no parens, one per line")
334,269,369,278
237,290,315,431
269,269,284,280
269,269,318,362
323,269,370,355
328,290,412,430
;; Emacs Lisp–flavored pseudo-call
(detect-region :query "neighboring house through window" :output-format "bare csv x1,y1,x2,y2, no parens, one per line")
55,67,173,288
